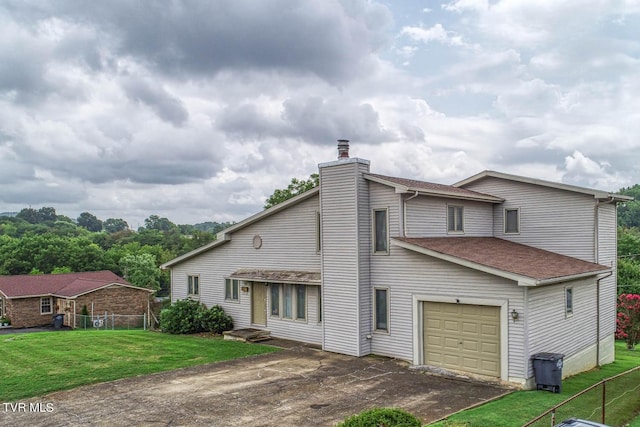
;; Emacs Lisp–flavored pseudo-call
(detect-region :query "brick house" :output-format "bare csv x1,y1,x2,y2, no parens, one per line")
0,271,154,328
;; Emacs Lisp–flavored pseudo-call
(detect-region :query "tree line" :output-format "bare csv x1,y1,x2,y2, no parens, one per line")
2,178,640,295
0,207,234,295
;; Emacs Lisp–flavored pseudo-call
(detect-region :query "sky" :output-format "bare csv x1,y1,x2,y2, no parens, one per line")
1,0,639,228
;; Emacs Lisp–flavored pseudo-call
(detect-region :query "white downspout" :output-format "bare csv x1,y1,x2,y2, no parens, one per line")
403,191,420,237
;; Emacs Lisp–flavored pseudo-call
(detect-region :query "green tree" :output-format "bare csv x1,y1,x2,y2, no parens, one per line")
618,184,640,228
119,253,161,290
618,258,640,295
15,207,57,224
51,266,73,274
264,173,319,209
77,212,103,232
103,218,129,233
144,215,176,232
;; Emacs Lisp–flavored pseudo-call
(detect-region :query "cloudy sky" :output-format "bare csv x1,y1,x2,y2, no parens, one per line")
1,1,639,228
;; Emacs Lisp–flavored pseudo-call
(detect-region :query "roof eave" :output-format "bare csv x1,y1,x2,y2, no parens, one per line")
391,238,609,287
364,174,503,203
456,170,631,202
160,238,230,269
161,187,320,269
532,269,612,286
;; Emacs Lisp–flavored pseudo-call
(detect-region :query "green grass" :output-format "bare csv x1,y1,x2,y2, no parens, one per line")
429,342,640,427
0,330,279,402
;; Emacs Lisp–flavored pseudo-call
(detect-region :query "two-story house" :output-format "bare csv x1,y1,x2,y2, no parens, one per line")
161,141,629,387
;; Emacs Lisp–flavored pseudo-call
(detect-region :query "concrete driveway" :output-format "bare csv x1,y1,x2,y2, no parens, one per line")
1,342,510,426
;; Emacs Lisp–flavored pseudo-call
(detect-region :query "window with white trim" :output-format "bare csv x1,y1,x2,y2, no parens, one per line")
270,284,280,316
187,275,199,295
374,288,389,332
315,211,321,253
565,287,573,317
373,208,389,253
225,278,239,301
41,297,52,314
447,205,464,233
269,283,307,321
504,208,520,234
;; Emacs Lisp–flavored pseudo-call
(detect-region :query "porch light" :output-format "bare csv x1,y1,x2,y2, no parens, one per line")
511,309,519,322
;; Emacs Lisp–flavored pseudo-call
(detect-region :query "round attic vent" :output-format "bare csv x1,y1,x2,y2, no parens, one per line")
253,235,262,249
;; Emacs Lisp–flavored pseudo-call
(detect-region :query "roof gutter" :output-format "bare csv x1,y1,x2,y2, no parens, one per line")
530,269,612,287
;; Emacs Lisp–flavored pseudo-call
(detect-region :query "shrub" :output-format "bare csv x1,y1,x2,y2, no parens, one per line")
199,305,233,334
160,299,233,335
160,299,206,334
616,293,640,349
337,407,422,427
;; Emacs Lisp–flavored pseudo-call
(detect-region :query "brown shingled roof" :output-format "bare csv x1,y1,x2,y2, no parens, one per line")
230,269,321,285
0,271,140,298
365,173,503,202
393,237,610,283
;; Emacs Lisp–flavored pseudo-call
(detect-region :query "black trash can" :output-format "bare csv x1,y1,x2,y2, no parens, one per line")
532,352,564,393
52,313,65,329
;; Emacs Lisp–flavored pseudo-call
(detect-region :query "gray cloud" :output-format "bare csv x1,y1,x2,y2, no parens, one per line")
122,78,189,126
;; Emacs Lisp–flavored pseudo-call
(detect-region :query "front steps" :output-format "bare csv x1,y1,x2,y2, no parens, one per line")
223,328,271,343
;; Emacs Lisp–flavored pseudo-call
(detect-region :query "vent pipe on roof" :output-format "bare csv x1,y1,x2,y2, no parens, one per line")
337,139,349,159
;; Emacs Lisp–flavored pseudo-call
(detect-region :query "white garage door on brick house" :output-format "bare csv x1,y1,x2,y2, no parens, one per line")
423,301,501,377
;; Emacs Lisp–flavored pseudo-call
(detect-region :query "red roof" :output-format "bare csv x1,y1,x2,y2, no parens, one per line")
0,271,137,298
393,237,610,282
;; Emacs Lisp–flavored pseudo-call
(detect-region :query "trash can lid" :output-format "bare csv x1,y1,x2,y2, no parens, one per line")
532,352,565,360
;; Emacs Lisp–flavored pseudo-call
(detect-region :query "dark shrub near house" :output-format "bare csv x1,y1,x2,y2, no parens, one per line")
160,299,233,334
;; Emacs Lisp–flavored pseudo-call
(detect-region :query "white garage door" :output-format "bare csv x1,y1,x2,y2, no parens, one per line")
423,302,500,377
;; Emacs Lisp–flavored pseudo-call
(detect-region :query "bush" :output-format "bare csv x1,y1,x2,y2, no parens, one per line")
160,299,233,335
199,305,233,334
337,408,422,427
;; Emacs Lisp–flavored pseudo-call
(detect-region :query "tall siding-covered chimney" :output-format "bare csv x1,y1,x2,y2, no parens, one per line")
318,140,371,357
337,139,349,159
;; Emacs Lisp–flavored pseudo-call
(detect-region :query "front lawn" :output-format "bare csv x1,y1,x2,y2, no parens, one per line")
429,342,640,427
0,330,279,402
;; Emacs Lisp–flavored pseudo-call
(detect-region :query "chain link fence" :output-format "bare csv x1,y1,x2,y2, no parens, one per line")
75,313,147,330
523,366,640,427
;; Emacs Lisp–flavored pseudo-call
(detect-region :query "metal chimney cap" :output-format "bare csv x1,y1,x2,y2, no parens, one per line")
337,139,350,159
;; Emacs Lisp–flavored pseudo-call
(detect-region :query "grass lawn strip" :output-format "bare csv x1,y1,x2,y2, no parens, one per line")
429,342,640,427
0,330,279,402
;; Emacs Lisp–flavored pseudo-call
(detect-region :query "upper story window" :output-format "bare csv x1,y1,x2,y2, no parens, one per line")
40,297,52,314
225,278,239,301
504,208,520,234
373,208,389,254
187,275,199,296
447,205,464,233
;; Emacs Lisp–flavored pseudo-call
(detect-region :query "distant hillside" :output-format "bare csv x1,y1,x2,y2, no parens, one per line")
0,212,17,217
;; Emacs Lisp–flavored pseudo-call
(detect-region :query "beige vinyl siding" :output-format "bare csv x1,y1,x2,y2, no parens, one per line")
369,246,526,379
357,170,372,355
527,277,598,376
597,203,617,340
320,159,370,356
405,196,493,237
463,178,596,261
169,194,321,342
